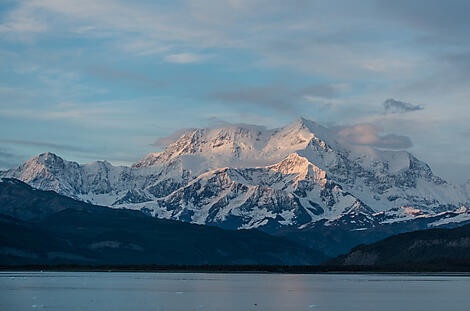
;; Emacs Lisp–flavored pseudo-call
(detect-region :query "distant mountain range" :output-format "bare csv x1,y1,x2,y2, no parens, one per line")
0,178,326,265
1,118,470,256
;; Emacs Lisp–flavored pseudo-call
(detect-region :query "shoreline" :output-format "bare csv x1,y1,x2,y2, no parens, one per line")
2,265,470,275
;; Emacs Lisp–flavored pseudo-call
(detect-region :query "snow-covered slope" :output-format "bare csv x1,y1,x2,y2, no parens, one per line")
136,153,376,231
1,118,468,232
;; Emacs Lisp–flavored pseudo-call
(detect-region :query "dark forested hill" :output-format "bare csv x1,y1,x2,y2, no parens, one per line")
0,178,327,265
330,223,470,267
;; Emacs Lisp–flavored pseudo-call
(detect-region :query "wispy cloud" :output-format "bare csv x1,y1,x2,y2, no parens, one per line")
0,107,115,121
210,84,295,112
0,4,48,34
377,0,470,41
0,0,225,56
209,83,342,112
334,124,413,149
0,147,25,169
152,128,194,147
86,65,166,88
164,53,208,64
0,138,86,152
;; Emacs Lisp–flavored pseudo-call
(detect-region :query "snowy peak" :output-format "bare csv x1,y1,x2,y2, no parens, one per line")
268,153,315,175
0,152,82,195
26,152,71,172
132,118,332,170
132,125,273,168
263,118,330,155
34,151,63,164
268,153,327,186
15,152,78,182
289,117,329,140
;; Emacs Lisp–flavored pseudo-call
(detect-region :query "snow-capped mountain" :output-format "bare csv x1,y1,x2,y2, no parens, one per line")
147,153,376,231
1,118,469,232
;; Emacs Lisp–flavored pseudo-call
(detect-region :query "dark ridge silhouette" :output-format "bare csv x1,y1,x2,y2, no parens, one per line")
0,178,327,265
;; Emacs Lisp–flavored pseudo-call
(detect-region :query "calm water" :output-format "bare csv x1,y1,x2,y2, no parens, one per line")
1,272,469,311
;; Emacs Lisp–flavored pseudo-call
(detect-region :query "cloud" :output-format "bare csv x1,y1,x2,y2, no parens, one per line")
299,84,342,99
0,140,140,167
0,139,87,152
0,0,419,80
442,51,470,76
429,161,470,184
377,0,470,40
0,4,48,34
0,0,227,56
0,107,113,121
164,53,208,64
152,129,195,147
86,66,166,88
152,118,269,147
335,124,413,149
210,84,294,111
383,98,423,114
209,83,342,112
0,148,24,169
205,118,268,133
368,134,413,149
2,0,465,86
151,119,412,151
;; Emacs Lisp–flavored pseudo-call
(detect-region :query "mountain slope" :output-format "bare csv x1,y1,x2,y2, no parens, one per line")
0,178,327,265
0,178,97,220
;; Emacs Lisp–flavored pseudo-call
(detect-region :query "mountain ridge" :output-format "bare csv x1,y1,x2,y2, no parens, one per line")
1,118,469,237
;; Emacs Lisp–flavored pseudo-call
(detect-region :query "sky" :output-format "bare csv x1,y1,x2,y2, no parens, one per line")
0,0,469,183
